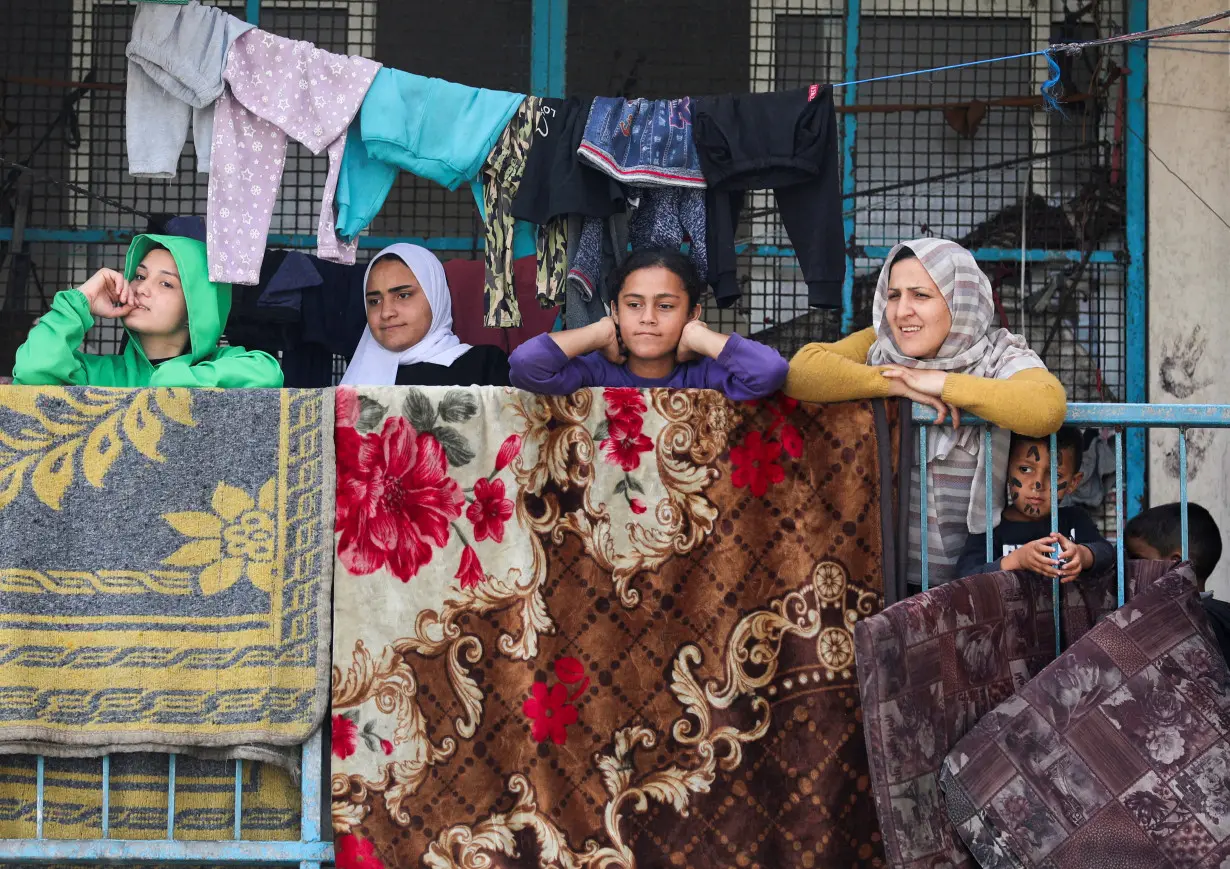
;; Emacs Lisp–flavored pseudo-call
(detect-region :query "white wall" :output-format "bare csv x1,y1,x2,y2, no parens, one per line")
1146,0,1230,595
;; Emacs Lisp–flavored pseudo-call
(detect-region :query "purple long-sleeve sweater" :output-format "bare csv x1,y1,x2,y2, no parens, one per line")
509,332,788,400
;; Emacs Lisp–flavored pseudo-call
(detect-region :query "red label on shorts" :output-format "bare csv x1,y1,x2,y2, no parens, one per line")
808,83,820,102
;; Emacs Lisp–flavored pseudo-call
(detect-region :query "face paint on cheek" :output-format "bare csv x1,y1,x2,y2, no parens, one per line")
1007,477,1022,504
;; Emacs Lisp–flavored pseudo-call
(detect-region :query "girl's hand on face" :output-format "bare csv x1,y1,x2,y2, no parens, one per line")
675,320,708,363
77,268,137,320
882,369,961,428
597,316,627,365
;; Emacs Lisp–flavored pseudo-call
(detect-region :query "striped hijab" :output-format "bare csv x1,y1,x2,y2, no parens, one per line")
867,238,1046,579
868,238,1043,461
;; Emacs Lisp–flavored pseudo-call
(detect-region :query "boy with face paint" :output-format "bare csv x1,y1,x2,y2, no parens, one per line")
956,427,1114,580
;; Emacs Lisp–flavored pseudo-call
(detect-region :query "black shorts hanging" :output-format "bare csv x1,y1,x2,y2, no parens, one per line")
694,86,845,310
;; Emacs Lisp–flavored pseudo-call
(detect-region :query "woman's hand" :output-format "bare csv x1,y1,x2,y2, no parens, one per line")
882,368,960,427
881,366,949,397
77,269,136,320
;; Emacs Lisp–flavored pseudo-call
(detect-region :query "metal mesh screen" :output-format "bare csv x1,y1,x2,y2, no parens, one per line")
0,0,528,368
565,0,1132,404
2,0,1127,396
1,0,83,347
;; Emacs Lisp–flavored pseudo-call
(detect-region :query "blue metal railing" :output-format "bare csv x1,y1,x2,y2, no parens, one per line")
839,0,861,335
0,729,330,865
912,402,1225,654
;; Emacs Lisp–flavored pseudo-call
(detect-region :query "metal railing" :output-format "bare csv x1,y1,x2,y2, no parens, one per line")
913,402,1225,654
0,730,329,865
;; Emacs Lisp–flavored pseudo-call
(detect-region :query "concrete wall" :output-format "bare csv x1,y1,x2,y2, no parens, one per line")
1147,0,1230,595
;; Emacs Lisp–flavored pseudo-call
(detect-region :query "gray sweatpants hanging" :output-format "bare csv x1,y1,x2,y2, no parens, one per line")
125,0,254,177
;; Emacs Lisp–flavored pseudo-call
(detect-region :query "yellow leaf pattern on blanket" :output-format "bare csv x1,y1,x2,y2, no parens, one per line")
0,387,194,511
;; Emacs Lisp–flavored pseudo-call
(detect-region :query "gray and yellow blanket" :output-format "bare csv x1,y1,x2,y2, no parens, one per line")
0,387,334,774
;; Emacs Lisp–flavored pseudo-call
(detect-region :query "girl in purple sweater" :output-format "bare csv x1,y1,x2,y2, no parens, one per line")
509,248,788,400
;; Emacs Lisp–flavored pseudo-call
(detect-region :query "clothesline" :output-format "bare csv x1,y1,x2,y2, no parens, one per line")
4,9,1223,233
831,9,1230,111
4,74,1091,116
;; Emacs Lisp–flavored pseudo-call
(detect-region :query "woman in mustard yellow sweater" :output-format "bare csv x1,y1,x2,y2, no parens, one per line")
786,238,1067,587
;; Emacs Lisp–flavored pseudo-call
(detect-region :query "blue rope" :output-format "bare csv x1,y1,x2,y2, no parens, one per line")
828,12,1230,109
831,49,1049,89
831,48,1069,112
1040,51,1066,114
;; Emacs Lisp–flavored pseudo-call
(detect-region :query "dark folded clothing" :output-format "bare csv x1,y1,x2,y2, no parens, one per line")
222,250,303,366
299,257,367,359
1203,595,1230,666
510,96,625,224
694,86,844,308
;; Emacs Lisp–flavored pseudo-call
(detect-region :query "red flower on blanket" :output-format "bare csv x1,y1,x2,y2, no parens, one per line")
331,714,359,760
523,683,578,745
466,478,515,544
730,431,786,498
772,394,799,416
601,414,654,472
455,545,485,590
336,416,464,583
765,393,804,459
493,434,523,473
335,387,361,428
604,387,647,423
779,423,804,459
335,833,385,869
523,656,590,745
629,498,647,515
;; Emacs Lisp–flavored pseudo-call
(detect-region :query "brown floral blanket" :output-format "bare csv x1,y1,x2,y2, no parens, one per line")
328,387,895,868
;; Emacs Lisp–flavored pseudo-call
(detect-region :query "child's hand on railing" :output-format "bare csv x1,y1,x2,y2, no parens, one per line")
1002,537,1061,576
1054,533,1093,583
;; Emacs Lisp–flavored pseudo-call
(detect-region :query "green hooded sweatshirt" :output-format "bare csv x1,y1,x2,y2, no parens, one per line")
13,234,283,388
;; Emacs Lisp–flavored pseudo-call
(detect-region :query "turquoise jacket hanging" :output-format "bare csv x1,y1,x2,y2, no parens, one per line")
335,69,526,244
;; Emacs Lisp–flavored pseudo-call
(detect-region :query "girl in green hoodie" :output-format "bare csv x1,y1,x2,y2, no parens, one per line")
13,234,283,388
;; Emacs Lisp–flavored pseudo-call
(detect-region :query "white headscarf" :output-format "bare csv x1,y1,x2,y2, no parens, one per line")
867,237,1046,537
340,244,471,386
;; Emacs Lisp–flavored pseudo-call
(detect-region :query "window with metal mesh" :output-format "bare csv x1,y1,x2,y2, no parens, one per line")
2,0,1127,397
0,0,530,375
563,1,1129,404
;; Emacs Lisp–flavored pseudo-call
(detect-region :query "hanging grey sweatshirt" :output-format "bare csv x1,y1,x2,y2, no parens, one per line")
125,0,254,177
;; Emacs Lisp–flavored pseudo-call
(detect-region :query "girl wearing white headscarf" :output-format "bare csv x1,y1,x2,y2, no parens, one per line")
341,244,509,387
786,238,1066,586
